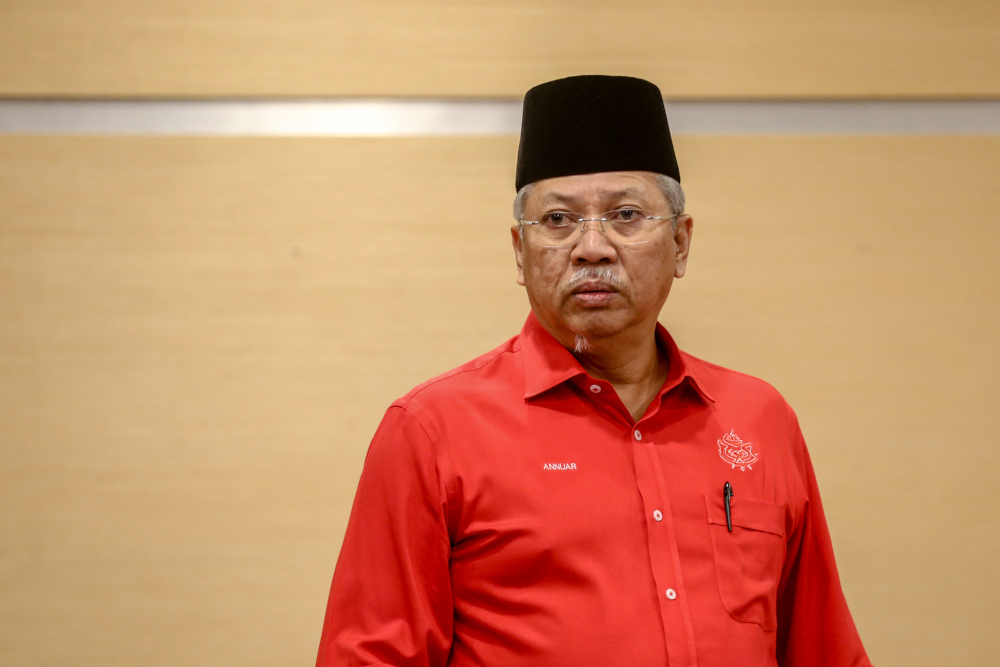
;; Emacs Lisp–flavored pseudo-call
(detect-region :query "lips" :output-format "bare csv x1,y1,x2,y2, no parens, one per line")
568,281,620,306
570,281,618,295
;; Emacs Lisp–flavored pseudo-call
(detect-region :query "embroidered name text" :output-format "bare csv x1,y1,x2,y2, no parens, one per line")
543,463,577,470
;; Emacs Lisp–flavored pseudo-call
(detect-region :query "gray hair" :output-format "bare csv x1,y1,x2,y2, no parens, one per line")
512,173,685,222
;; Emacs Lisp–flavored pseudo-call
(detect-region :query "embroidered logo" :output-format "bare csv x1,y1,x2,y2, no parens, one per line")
717,430,758,471
543,463,577,470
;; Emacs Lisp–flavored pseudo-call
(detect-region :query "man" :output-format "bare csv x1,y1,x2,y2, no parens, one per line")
317,75,872,666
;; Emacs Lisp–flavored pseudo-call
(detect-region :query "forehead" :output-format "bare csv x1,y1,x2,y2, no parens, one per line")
528,171,665,209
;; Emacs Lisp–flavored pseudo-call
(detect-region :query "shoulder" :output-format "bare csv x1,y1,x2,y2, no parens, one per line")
681,350,797,419
681,351,811,483
393,334,523,413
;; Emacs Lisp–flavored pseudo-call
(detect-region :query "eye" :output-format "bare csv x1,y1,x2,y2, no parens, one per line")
614,208,643,222
542,211,572,226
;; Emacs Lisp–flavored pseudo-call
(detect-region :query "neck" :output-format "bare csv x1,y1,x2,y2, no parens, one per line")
567,322,669,422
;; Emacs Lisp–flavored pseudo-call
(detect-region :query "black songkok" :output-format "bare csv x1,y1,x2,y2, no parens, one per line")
515,75,680,191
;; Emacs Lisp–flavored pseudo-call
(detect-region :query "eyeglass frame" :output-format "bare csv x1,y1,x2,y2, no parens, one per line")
517,208,678,244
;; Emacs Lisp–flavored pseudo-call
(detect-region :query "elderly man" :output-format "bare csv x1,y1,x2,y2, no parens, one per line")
317,75,872,667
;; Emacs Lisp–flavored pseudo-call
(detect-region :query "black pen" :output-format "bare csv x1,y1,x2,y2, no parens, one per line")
724,482,734,532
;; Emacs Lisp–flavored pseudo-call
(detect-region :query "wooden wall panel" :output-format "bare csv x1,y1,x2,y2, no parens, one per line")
1,1,1000,99
1,135,998,666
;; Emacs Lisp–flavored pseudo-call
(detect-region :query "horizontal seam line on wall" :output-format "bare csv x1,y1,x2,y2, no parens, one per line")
2,99,1000,136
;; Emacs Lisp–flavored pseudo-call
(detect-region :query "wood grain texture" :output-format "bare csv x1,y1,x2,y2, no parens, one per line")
1,136,998,666
1,0,1000,98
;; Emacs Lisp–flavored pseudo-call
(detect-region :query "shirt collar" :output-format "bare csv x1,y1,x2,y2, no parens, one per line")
518,311,715,404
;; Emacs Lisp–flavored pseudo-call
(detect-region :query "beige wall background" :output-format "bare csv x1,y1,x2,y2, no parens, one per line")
1,3,998,667
2,0,1000,98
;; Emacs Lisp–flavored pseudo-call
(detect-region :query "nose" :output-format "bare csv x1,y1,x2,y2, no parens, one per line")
570,219,619,265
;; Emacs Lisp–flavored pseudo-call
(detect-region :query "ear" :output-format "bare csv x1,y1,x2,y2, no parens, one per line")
672,214,693,279
511,224,526,286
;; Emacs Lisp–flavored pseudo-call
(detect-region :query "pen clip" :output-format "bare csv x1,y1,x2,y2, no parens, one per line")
724,482,733,533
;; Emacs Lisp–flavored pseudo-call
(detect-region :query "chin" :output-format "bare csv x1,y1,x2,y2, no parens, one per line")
564,311,629,340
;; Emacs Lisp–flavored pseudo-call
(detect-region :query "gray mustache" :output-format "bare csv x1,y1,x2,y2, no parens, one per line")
563,267,627,292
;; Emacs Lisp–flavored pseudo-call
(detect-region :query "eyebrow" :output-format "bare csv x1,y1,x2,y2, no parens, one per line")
537,187,646,207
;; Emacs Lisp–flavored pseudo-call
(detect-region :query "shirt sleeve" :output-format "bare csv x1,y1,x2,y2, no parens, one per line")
316,405,454,667
775,417,873,667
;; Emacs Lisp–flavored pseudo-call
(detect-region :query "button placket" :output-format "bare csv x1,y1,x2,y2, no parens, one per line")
644,440,699,666
629,434,698,667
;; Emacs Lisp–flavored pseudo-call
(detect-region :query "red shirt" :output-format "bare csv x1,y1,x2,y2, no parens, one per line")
317,313,872,667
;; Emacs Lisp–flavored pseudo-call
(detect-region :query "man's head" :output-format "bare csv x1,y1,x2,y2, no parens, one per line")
511,171,691,352
511,76,692,352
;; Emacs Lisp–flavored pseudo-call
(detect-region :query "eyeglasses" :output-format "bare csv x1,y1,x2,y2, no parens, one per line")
518,208,675,246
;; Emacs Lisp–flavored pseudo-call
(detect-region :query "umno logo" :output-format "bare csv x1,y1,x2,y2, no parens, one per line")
717,429,758,471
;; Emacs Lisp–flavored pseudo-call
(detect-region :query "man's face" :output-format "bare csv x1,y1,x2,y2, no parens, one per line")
511,171,693,348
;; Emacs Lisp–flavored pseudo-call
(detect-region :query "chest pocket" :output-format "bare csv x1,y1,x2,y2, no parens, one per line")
705,495,786,631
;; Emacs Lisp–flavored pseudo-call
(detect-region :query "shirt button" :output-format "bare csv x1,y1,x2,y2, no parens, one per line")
653,510,663,521
665,588,677,600
589,384,601,393
633,429,642,441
